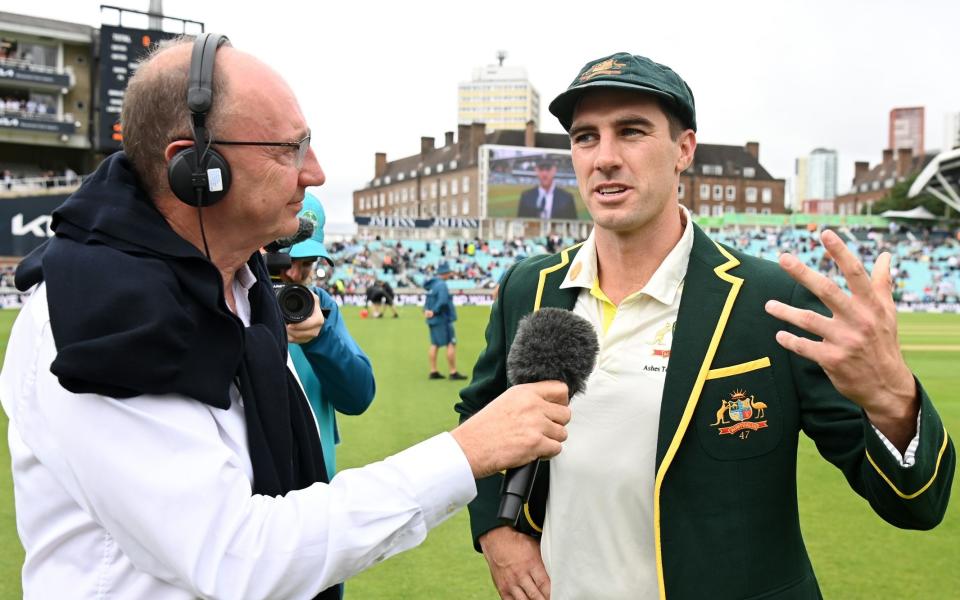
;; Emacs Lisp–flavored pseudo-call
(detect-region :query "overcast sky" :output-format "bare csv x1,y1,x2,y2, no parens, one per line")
10,0,960,224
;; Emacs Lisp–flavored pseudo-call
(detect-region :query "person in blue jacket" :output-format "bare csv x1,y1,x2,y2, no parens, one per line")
281,194,375,476
423,261,467,380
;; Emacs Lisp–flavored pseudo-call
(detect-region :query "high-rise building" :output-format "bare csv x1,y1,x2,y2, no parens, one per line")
806,148,838,201
944,111,960,151
457,52,539,132
795,148,837,212
795,156,808,207
889,107,924,156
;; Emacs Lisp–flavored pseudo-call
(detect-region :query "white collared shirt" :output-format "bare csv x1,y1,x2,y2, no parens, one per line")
0,274,476,599
541,208,695,600
538,183,556,220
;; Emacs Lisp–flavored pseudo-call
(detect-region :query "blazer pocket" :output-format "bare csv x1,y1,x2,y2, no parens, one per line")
695,357,783,461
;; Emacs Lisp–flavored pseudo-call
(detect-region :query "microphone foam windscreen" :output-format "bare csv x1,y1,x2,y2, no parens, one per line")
506,307,599,397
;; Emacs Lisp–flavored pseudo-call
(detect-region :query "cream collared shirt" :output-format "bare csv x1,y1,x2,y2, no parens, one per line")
541,208,694,600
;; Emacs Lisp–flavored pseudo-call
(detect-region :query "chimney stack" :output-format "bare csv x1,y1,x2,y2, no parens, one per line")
745,141,759,160
524,120,536,147
421,136,435,156
882,149,893,166
444,131,454,146
896,148,913,178
374,152,387,178
458,124,471,162
468,122,486,165
853,161,869,183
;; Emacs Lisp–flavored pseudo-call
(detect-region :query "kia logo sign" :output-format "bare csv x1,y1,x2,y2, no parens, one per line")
11,214,53,238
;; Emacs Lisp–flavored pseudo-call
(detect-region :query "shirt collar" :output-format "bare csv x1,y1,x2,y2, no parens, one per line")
560,205,694,306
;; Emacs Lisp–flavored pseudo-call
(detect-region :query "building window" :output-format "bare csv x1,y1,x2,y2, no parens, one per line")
871,181,880,191
401,188,408,202
462,199,470,214
745,187,757,203
451,178,458,195
703,164,722,175
743,167,755,178
700,184,710,199
397,172,405,181
439,201,447,217
745,207,756,215
678,183,685,198
760,208,771,215
384,176,391,184
388,191,394,205
450,160,458,169
463,176,470,192
451,200,458,216
712,205,723,216
699,205,710,216
440,181,448,197
713,185,723,200
437,164,444,173
424,167,432,176
725,185,736,201
359,197,365,210
430,182,437,199
761,188,772,203
725,205,735,214
373,178,380,187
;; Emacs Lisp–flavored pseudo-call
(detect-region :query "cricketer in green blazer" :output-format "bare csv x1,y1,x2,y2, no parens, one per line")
455,224,955,599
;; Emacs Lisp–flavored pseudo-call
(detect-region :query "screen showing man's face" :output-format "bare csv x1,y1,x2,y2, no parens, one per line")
537,165,557,190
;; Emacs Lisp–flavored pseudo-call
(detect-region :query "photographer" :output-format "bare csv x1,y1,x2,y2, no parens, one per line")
280,193,375,477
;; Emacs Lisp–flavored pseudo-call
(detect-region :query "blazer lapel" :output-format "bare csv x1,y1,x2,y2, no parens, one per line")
656,225,742,468
532,242,583,311
652,224,744,598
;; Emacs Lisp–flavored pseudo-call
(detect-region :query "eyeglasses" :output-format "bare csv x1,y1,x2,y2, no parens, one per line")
187,130,312,169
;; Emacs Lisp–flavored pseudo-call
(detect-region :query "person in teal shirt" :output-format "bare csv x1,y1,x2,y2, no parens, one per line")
281,194,375,477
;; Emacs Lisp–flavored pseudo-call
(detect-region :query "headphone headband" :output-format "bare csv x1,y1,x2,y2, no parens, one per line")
187,33,230,127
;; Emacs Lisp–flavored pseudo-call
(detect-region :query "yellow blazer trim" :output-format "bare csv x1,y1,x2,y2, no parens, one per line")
705,357,771,380
653,241,742,600
523,501,543,533
865,426,950,500
533,242,584,311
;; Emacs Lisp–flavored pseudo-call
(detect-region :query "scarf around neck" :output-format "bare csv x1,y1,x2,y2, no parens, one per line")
16,152,329,498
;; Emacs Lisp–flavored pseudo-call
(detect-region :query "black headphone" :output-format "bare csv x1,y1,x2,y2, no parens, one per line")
167,33,233,207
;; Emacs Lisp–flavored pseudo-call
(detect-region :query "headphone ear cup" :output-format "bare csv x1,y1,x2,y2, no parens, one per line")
168,148,201,206
167,147,232,207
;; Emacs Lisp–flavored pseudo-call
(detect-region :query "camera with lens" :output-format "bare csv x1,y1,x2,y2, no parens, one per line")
263,218,324,324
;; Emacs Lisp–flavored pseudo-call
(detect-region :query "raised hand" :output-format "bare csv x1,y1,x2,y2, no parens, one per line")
764,230,918,449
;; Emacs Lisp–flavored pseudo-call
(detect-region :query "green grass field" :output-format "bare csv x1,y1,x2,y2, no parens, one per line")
0,307,958,598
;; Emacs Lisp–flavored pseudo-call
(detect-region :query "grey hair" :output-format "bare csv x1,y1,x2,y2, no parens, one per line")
120,36,231,195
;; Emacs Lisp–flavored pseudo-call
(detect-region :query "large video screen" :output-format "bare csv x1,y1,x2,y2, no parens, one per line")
481,145,590,221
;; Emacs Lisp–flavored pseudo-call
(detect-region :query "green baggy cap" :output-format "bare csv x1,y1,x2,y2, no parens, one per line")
548,52,696,132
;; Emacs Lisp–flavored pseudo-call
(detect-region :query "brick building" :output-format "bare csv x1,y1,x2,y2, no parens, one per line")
354,131,786,239
834,148,934,215
678,142,786,217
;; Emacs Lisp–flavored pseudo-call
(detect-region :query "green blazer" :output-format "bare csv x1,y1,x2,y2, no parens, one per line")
455,224,955,599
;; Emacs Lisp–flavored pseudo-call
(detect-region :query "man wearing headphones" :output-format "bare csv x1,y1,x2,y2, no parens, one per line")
0,36,572,599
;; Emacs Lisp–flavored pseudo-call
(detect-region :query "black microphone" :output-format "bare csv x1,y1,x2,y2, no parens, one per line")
264,217,315,252
498,307,599,527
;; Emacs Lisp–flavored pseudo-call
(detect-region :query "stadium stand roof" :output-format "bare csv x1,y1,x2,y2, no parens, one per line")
908,147,960,213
